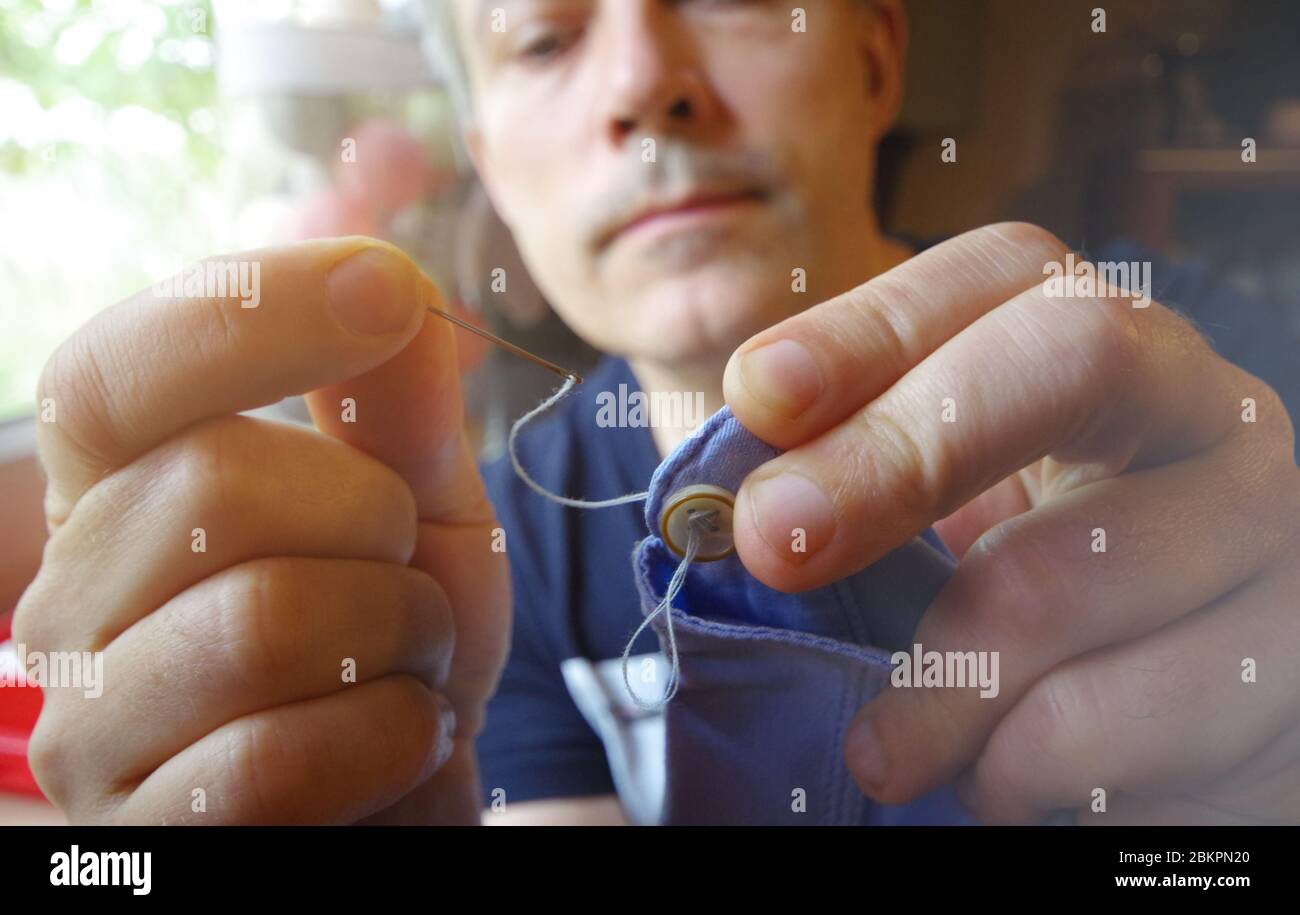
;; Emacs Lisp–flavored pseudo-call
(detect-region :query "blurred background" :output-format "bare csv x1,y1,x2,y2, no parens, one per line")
1,0,1298,821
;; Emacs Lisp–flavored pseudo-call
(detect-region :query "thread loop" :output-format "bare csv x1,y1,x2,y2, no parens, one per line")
510,377,710,710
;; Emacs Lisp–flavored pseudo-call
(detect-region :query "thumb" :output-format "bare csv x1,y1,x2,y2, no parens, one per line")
303,271,509,737
305,269,488,526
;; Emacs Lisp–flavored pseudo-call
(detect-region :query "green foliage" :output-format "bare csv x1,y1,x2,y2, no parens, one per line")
0,0,219,176
0,0,221,420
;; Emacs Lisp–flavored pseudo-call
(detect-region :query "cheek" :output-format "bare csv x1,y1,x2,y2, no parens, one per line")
478,79,592,228
479,112,595,300
482,121,562,224
713,40,872,197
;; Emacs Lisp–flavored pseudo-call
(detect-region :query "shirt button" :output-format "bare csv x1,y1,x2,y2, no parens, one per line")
659,484,736,562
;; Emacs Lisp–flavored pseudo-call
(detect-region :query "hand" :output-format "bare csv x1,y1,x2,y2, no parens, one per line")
724,223,1300,824
13,238,510,824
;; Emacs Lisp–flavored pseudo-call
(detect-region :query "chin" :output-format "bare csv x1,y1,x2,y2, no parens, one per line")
598,266,798,366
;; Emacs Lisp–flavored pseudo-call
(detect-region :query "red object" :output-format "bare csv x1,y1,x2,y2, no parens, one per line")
0,614,44,797
334,118,440,215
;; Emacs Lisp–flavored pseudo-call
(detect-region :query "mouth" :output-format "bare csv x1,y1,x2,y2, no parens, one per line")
598,187,768,251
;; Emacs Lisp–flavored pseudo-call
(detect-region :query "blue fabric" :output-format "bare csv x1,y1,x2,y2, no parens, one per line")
633,406,973,825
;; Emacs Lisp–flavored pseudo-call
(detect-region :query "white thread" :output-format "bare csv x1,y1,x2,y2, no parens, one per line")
620,507,715,711
508,375,650,508
509,377,715,710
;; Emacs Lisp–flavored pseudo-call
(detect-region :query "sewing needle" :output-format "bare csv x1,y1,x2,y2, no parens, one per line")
427,303,583,385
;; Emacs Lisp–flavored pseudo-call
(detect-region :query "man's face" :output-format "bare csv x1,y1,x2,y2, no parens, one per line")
455,0,899,367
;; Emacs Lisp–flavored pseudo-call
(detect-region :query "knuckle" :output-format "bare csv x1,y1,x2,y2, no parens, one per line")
857,409,946,523
11,573,56,653
1253,381,1296,458
379,675,443,762
391,568,455,684
23,711,114,818
1038,294,1146,431
1012,672,1094,766
157,420,247,531
37,329,126,468
355,676,446,801
1164,308,1215,357
838,279,924,376
1216,364,1295,485
207,559,302,695
24,715,68,797
1078,294,1146,381
218,717,286,823
964,519,1070,647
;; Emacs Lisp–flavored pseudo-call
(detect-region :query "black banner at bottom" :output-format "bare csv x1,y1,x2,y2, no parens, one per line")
0,824,1282,900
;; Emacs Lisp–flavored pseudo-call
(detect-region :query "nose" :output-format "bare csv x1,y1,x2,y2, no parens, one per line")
600,4,716,145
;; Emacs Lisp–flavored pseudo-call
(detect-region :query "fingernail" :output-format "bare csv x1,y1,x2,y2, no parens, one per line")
738,339,823,417
327,245,416,336
748,471,835,563
431,693,457,772
845,717,888,797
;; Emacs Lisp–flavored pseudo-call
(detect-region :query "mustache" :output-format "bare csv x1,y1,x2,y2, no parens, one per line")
586,141,782,249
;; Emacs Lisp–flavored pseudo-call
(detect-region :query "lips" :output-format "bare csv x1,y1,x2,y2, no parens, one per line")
599,187,767,250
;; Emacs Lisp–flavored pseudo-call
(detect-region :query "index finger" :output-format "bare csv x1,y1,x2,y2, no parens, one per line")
36,237,431,528
723,222,1069,451
731,269,1247,593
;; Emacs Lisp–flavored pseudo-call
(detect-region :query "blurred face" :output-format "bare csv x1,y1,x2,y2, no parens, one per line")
454,0,904,368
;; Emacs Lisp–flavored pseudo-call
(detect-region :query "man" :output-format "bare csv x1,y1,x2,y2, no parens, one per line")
13,0,1299,825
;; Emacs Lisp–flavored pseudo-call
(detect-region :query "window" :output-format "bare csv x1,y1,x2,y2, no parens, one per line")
0,0,220,421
